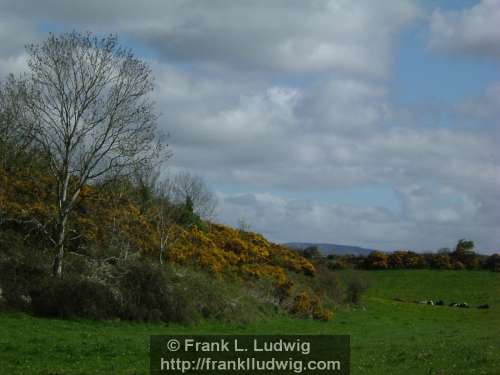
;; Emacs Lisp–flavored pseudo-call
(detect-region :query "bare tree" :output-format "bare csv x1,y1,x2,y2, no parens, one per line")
21,32,162,276
170,171,217,220
0,75,35,170
155,180,179,264
129,159,178,264
237,216,252,233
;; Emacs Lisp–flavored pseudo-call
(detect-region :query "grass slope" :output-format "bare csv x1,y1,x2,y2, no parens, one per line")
1,270,499,375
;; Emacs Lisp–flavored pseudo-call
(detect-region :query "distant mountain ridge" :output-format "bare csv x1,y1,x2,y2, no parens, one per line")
284,242,375,256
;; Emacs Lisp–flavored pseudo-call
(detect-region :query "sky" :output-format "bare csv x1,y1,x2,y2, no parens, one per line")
0,0,499,253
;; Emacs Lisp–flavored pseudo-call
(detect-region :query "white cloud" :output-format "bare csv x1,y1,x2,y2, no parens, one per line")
150,61,500,252
0,54,29,79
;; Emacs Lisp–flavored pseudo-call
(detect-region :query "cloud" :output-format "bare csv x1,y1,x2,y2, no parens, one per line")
217,190,499,252
154,63,497,190
150,61,500,252
0,15,35,79
0,16,37,58
134,0,420,78
0,1,498,252
456,81,500,122
146,64,500,251
428,0,500,60
0,0,420,78
0,54,29,79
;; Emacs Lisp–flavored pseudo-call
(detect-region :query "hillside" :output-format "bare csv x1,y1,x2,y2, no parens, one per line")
0,162,334,322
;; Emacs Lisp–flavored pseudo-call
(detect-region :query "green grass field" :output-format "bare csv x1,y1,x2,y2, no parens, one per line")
1,270,499,375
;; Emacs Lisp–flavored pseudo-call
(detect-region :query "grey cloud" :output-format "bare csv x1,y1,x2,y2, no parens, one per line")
0,0,420,78
217,191,499,253
0,17,37,58
429,0,500,60
456,82,500,123
0,16,36,78
134,0,420,78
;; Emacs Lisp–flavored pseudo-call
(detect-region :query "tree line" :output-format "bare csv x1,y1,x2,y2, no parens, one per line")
299,239,500,272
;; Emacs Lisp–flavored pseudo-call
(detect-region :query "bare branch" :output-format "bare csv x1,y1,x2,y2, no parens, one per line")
17,31,167,276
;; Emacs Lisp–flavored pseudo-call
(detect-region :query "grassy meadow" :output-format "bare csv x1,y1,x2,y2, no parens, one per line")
1,270,499,375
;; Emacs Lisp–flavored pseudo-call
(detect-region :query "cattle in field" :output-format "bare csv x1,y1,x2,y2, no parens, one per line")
414,300,479,308
415,300,434,305
449,302,469,308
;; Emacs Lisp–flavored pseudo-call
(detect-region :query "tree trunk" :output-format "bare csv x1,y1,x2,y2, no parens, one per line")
52,244,64,277
52,213,67,277
159,235,165,265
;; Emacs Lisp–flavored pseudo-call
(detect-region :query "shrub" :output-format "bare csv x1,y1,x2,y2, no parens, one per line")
301,246,322,260
117,260,174,322
313,264,343,304
169,267,262,324
275,279,293,305
326,257,349,270
177,197,207,230
116,261,259,324
0,254,47,310
345,272,369,305
289,290,333,321
485,254,500,272
30,276,119,319
364,251,389,269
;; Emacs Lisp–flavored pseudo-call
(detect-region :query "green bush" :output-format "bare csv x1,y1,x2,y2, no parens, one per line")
176,197,207,230
116,261,267,324
345,272,369,305
117,260,175,322
486,254,500,272
312,264,343,304
30,276,119,319
168,267,263,324
0,254,47,310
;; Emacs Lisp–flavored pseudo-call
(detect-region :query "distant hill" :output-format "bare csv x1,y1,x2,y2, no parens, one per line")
284,242,375,256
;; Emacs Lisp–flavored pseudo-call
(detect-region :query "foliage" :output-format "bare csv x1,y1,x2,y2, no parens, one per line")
300,245,322,260
290,291,333,321
323,244,494,272
0,253,47,310
485,254,500,272
365,251,389,269
345,272,369,305
176,196,207,230
30,276,119,320
455,239,474,254
116,260,174,322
